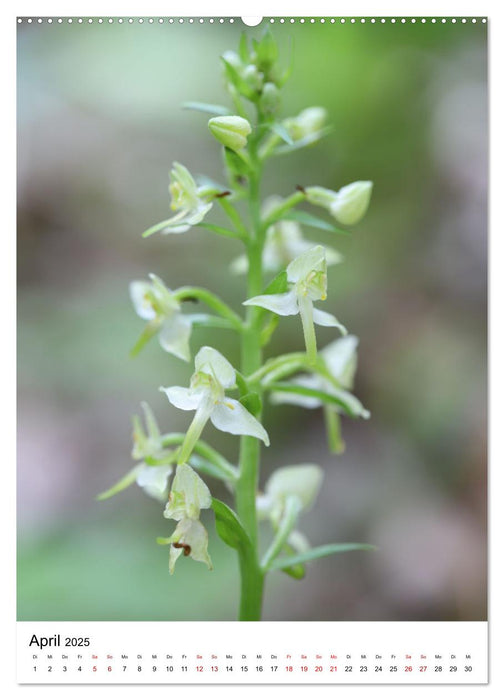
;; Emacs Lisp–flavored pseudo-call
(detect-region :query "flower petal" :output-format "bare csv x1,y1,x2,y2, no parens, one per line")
312,308,348,335
243,289,299,316
160,386,202,411
130,281,156,321
322,335,359,387
286,245,326,284
287,529,311,553
164,463,211,520
136,464,173,501
329,181,373,226
230,254,249,275
159,315,192,362
210,398,270,445
265,464,323,512
194,346,236,389
166,518,213,573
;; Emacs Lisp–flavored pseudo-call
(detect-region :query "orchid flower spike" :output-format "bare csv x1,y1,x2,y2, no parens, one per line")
142,162,214,237
130,273,192,361
230,197,342,275
158,463,213,573
306,181,373,226
160,346,269,465
244,246,347,364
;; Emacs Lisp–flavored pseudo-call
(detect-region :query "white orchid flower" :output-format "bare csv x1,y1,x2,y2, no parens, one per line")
270,335,370,419
96,402,174,502
284,107,328,142
257,464,323,553
231,197,343,275
243,246,347,363
132,402,174,501
160,346,269,465
130,273,192,361
306,181,373,226
143,162,214,236
158,463,213,574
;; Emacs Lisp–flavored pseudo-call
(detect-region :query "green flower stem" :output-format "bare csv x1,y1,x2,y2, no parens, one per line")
324,406,345,454
262,190,306,229
177,396,214,465
246,352,309,384
235,152,266,621
174,287,244,330
297,295,318,364
261,495,302,571
196,222,244,240
160,433,238,482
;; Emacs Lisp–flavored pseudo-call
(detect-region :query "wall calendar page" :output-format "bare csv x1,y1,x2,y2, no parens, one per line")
16,11,489,688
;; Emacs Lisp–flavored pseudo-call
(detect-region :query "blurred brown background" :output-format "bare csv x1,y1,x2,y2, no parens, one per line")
17,18,487,621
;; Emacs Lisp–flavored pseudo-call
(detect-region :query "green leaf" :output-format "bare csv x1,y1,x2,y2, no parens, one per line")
267,543,377,571
211,498,253,554
189,455,235,483
238,33,249,62
274,126,332,154
283,209,350,236
269,122,293,145
254,30,278,71
183,101,230,116
195,222,242,240
267,382,370,419
239,392,262,416
96,467,139,501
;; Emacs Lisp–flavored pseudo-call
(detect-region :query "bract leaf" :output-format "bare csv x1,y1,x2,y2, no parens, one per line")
183,101,230,116
211,497,253,554
283,209,351,236
267,543,377,571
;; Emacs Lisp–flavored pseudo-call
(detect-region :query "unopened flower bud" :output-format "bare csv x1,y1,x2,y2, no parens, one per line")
208,115,252,152
306,181,373,226
242,64,263,91
260,82,281,114
329,181,373,226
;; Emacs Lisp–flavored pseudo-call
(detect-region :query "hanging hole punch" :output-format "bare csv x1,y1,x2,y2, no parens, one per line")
242,16,263,27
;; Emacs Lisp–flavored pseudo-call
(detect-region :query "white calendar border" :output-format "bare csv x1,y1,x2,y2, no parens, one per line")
5,0,503,697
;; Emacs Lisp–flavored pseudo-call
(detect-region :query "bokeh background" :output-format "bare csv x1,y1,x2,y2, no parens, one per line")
17,18,487,621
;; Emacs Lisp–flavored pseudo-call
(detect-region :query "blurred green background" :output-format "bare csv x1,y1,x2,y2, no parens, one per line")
17,18,487,621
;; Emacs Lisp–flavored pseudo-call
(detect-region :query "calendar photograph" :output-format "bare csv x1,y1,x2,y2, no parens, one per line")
17,14,487,645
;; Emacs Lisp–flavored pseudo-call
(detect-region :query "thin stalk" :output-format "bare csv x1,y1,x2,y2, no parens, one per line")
174,286,244,330
235,146,266,621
